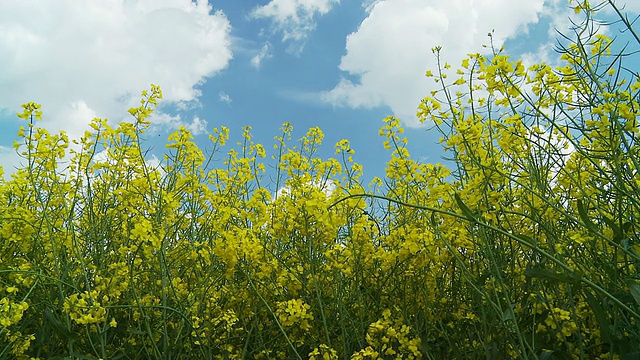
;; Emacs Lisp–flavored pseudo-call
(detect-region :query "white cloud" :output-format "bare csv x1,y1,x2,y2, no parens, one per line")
362,0,383,13
0,146,22,179
186,116,208,135
145,154,166,177
322,0,548,127
218,91,232,106
527,126,576,190
251,42,273,68
151,113,208,136
0,0,232,141
93,149,166,178
274,178,337,201
250,0,339,54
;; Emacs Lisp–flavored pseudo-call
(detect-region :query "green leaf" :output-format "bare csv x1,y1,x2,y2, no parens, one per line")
44,307,73,340
626,279,640,307
539,350,555,360
513,233,537,248
577,199,599,234
454,193,477,222
622,351,640,360
525,267,581,284
600,215,622,243
539,350,574,360
69,353,100,360
584,289,612,344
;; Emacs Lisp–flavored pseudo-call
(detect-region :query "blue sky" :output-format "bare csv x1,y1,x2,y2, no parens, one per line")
1,0,638,187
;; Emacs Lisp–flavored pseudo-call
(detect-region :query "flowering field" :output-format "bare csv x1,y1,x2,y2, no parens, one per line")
2,1,640,359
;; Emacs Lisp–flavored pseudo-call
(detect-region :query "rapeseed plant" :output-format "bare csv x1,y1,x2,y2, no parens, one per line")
1,0,640,358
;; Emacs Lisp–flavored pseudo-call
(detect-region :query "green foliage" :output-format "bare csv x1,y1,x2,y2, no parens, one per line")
1,1,640,358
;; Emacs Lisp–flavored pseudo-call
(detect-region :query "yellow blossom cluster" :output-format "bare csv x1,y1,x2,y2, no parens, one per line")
63,291,107,325
1,1,640,358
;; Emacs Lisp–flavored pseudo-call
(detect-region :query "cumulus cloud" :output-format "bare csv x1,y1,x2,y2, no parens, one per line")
186,116,208,135
0,0,232,141
274,178,337,201
152,113,209,136
322,0,549,127
93,149,165,178
250,0,339,54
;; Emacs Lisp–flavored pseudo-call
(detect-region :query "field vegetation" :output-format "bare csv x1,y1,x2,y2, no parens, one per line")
1,0,640,358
